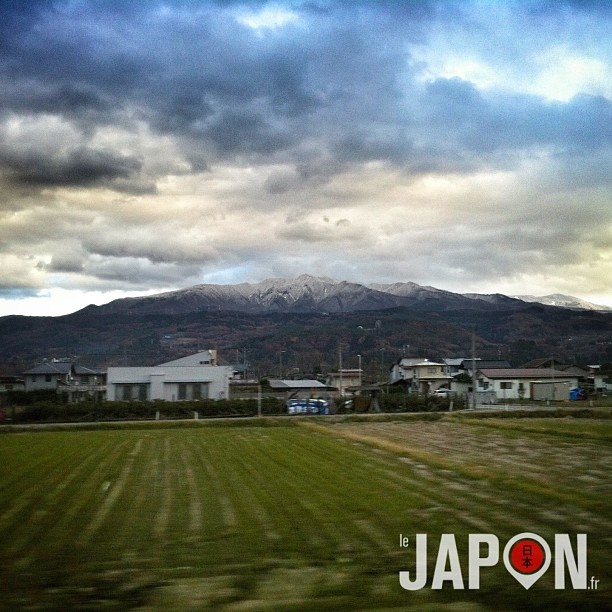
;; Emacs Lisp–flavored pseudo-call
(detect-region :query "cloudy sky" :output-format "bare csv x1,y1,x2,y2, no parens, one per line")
0,0,610,316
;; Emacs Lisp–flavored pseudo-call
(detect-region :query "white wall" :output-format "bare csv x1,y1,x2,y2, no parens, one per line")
107,365,232,401
478,376,579,400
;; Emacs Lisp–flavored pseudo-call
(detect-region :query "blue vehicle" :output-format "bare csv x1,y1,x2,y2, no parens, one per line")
287,398,329,415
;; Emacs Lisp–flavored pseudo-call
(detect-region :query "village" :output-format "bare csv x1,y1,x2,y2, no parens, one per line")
2,348,609,419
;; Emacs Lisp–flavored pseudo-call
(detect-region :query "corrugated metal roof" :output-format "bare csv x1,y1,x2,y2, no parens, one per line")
478,368,576,379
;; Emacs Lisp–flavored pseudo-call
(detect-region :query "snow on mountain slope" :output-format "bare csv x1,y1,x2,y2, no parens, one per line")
80,275,606,316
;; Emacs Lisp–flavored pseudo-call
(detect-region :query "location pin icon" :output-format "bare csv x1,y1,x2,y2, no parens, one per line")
503,533,551,589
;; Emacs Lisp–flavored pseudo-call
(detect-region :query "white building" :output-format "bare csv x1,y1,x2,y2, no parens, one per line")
106,350,231,401
476,368,580,401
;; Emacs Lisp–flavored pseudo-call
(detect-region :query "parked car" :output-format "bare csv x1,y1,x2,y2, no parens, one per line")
433,388,452,398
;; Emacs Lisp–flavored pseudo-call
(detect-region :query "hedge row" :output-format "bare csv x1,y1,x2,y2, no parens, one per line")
10,397,287,423
5,393,460,424
333,393,463,414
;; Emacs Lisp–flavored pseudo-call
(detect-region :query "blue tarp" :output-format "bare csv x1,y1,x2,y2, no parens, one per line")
569,387,585,401
287,398,329,415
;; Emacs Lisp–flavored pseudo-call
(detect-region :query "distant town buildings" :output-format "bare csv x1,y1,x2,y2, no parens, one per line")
6,347,609,407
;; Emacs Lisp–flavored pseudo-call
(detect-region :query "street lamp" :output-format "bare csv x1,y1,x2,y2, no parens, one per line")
357,354,362,388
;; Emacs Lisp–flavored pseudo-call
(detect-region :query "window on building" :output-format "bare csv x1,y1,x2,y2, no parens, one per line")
178,383,187,400
201,383,210,399
45,374,52,382
428,367,436,374
500,382,513,390
138,385,147,401
122,385,132,401
192,383,202,399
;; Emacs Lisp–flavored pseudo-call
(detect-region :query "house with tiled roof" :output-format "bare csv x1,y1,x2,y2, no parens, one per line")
23,360,106,401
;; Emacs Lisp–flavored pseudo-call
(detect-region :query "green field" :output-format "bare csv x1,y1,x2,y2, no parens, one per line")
1,415,610,611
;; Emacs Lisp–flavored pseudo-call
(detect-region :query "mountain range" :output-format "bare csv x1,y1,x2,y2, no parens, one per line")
80,274,609,316
1,275,611,375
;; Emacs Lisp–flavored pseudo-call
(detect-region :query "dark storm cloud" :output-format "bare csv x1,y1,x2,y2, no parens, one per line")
0,146,142,187
0,1,415,176
0,81,114,122
1,0,607,183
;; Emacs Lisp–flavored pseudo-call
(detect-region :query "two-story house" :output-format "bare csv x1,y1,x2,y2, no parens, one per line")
390,358,452,394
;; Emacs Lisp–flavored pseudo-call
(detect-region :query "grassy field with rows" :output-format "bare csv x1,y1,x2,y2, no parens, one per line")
0,414,610,611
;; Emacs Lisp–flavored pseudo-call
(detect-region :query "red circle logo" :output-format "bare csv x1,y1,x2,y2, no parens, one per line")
509,538,546,574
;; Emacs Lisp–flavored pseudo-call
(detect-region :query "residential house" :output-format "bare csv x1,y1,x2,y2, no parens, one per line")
106,350,231,401
0,376,25,393
390,358,451,394
520,358,599,393
326,369,362,396
443,358,469,377
23,360,74,392
459,359,511,376
22,360,106,402
476,368,580,401
0,376,25,412
586,365,606,393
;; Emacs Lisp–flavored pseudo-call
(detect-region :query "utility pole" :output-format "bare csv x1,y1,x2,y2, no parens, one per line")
338,344,343,397
551,354,555,403
257,383,262,417
471,329,477,410
279,349,286,379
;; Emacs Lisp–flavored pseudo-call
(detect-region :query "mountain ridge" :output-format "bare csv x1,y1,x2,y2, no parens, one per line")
73,274,610,317
1,275,611,373
78,274,532,316
511,293,611,312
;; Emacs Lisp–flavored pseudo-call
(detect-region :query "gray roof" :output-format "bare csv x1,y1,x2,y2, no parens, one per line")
462,359,510,369
478,368,577,379
23,363,106,376
23,362,73,375
268,379,327,389
444,358,467,366
74,365,106,376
